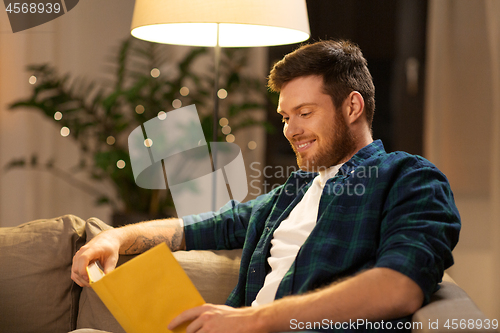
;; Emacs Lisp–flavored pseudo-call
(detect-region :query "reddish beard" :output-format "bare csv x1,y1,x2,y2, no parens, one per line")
292,111,357,171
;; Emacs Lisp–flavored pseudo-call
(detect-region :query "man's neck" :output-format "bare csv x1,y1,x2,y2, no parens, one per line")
337,137,374,165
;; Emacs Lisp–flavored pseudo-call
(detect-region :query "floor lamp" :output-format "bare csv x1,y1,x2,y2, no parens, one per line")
130,0,310,211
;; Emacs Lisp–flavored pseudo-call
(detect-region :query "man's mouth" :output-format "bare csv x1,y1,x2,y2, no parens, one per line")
295,139,316,152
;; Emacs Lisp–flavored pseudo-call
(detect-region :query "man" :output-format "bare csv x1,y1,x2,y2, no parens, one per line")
72,40,460,332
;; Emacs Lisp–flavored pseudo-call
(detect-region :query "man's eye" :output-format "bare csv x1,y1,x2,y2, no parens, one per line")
300,112,311,117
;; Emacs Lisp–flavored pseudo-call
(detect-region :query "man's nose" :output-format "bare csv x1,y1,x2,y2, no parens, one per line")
284,117,303,139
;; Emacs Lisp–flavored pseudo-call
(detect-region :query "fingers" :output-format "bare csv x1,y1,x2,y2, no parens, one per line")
103,252,119,275
71,248,91,287
168,306,201,330
71,245,97,287
71,231,120,287
168,305,212,331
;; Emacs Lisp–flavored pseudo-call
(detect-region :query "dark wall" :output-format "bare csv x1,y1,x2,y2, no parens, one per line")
265,0,427,184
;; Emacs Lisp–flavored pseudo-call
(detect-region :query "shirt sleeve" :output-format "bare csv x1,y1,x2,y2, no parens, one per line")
374,156,461,304
182,188,280,251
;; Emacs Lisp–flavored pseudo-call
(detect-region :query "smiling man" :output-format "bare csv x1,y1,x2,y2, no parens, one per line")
278,75,365,170
72,40,461,332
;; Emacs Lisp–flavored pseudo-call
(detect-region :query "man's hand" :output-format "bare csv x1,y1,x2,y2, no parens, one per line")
71,229,122,287
168,304,267,333
71,218,185,287
169,268,423,333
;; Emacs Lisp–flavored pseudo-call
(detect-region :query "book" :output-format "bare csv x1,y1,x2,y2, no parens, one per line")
86,242,205,333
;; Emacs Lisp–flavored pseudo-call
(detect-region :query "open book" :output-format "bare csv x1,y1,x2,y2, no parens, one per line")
86,242,205,333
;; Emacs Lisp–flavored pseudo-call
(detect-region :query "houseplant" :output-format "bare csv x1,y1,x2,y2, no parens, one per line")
5,37,273,224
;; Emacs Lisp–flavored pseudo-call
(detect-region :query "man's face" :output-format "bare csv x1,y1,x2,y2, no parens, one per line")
278,75,356,171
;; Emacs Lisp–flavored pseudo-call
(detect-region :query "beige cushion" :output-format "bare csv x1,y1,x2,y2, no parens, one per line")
0,214,86,333
76,217,126,333
173,249,241,305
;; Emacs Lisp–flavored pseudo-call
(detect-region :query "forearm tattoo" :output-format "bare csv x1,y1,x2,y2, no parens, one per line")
124,235,169,254
169,227,183,251
123,222,184,254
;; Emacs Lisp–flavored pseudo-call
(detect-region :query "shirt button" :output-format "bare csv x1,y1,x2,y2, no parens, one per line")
251,268,256,273
266,227,270,231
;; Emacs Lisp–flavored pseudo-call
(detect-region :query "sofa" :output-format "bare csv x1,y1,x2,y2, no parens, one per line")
0,214,496,333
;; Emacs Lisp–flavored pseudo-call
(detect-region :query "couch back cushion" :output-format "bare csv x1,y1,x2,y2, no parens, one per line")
0,214,86,333
76,217,127,333
173,249,241,305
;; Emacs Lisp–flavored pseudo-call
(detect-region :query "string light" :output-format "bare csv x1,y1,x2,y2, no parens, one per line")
221,125,231,135
106,136,116,145
54,111,62,120
180,87,189,96
172,99,182,108
60,127,70,137
29,76,37,84
219,117,229,127
150,68,160,78
116,160,126,169
217,88,228,99
158,111,167,120
144,138,153,147
248,141,257,150
135,105,145,114
226,134,235,143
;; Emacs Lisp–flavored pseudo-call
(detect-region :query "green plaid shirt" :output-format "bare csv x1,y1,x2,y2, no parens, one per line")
183,140,460,322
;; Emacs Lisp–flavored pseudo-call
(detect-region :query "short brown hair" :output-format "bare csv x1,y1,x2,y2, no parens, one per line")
268,40,375,126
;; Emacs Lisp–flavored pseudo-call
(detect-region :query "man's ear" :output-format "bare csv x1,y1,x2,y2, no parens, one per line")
343,91,365,125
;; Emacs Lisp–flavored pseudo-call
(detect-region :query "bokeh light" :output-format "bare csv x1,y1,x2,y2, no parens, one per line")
172,99,182,108
106,136,116,145
248,141,257,150
150,68,160,78
135,105,145,114
60,127,70,137
217,88,228,99
117,160,126,169
180,87,190,96
219,117,228,127
158,111,167,120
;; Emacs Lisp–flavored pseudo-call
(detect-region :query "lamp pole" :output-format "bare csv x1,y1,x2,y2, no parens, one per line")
213,23,220,145
212,23,221,211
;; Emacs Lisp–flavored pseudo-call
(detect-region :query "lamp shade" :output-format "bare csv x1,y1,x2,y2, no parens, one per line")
130,0,310,47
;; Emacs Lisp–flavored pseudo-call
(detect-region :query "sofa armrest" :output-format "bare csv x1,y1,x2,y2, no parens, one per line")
412,274,498,332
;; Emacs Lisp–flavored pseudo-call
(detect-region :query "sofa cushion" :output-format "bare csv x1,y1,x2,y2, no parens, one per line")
173,249,241,305
0,214,86,333
76,217,126,333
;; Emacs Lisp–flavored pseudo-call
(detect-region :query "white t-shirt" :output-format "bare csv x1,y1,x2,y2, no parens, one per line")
252,165,342,306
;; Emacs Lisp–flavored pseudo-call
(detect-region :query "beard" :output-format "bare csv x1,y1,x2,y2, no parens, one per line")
292,111,357,172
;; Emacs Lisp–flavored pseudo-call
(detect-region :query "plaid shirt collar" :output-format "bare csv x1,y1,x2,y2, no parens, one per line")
291,139,386,182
